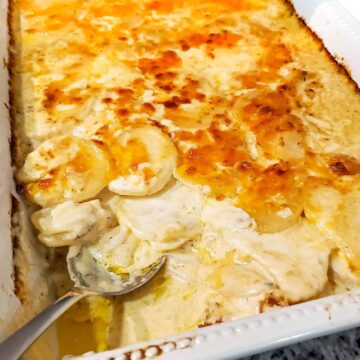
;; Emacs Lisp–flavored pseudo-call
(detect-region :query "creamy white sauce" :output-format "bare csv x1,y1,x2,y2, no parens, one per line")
199,199,330,302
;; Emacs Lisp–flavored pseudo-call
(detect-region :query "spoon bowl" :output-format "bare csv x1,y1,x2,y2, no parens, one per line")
0,244,166,360
67,244,166,295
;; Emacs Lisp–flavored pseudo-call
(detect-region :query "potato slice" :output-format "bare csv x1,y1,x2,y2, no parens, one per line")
108,126,177,196
19,135,112,207
110,181,204,250
32,200,112,247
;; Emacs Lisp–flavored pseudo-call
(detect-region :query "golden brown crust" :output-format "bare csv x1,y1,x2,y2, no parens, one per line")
15,1,360,217
10,0,360,265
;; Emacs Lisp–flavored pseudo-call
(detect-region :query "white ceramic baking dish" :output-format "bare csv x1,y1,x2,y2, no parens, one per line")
1,1,359,359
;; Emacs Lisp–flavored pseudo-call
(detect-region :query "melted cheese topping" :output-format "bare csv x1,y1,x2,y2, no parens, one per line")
14,0,360,353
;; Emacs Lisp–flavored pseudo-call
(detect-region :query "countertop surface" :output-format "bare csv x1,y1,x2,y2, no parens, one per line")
243,327,360,360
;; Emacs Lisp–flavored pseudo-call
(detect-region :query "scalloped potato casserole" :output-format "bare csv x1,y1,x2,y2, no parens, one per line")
10,0,360,354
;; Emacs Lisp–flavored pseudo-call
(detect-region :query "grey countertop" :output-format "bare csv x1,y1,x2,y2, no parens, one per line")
243,327,360,360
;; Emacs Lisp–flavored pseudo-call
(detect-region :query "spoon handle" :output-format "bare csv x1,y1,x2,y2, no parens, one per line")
0,290,88,360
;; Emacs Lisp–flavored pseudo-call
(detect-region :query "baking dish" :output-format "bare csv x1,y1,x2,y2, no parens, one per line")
1,0,360,359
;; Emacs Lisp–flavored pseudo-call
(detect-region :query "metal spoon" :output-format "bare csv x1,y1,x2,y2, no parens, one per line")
0,245,166,360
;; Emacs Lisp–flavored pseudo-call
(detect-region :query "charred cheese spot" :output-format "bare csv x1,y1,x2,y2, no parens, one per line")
328,155,360,176
43,84,64,110
139,51,182,75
